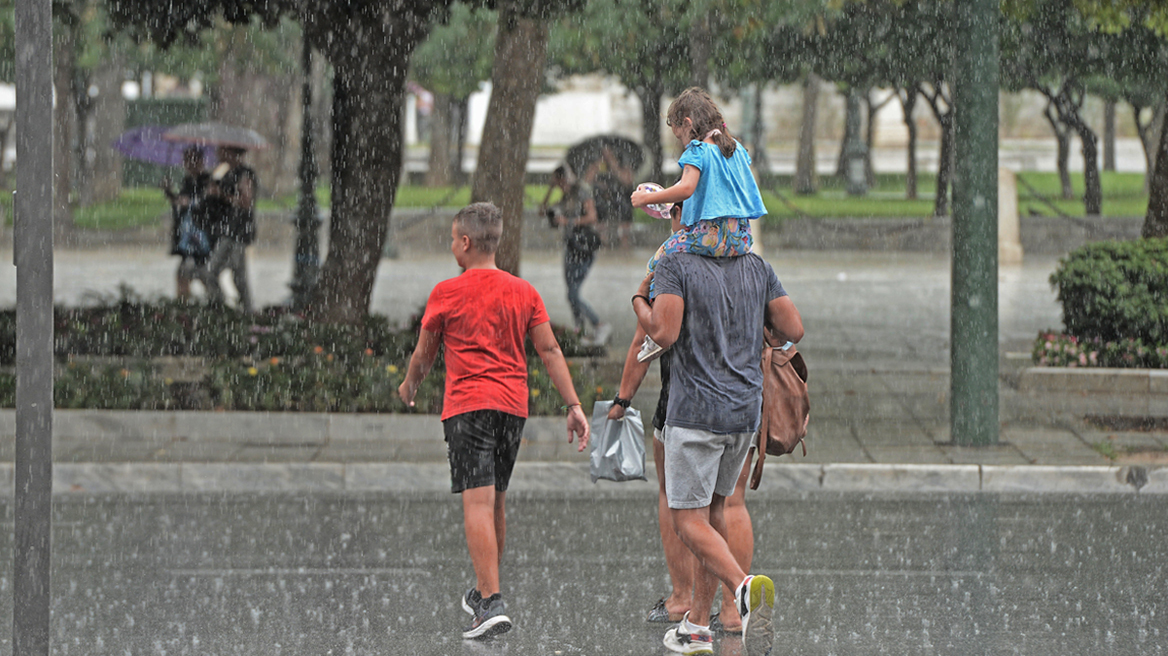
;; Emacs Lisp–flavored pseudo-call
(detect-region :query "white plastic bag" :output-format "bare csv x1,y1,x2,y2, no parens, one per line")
589,401,647,483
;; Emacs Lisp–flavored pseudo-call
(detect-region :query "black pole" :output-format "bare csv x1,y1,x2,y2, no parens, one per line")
289,38,321,310
14,0,55,653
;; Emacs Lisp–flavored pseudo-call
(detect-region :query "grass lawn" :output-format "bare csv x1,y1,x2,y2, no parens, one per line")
13,171,1149,231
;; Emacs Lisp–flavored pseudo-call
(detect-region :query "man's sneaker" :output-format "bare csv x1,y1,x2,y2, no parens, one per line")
593,322,613,346
662,611,715,655
462,593,512,640
637,334,665,363
735,575,775,656
461,587,482,615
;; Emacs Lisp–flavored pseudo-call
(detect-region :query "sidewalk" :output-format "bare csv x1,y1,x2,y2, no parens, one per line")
1,234,1165,494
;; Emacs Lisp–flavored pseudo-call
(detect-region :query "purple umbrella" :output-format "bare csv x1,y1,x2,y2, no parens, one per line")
111,125,217,167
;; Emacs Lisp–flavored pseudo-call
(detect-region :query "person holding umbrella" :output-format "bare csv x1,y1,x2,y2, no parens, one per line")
160,146,212,300
202,145,258,313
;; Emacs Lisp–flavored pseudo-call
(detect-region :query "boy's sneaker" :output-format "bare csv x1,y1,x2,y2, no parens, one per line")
461,587,482,615
462,593,512,640
735,575,775,656
662,611,714,655
636,334,665,363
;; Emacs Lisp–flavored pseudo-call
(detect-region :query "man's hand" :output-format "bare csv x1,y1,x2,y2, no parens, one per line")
567,405,590,452
397,379,416,408
636,273,653,299
606,404,626,421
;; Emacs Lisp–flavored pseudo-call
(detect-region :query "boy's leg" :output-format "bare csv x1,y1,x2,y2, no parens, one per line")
462,486,503,597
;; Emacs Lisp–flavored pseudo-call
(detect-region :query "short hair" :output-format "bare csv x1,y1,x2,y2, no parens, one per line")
454,202,503,254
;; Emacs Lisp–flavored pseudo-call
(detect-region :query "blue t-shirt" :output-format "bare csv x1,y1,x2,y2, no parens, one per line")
653,253,787,434
677,140,767,227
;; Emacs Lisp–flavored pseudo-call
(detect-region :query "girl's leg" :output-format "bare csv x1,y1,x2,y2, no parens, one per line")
646,230,691,298
684,219,754,259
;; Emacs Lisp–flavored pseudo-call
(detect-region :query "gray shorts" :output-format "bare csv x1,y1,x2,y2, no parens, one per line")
662,425,755,510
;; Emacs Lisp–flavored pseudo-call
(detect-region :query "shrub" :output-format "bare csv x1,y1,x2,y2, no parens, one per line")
1050,238,1168,343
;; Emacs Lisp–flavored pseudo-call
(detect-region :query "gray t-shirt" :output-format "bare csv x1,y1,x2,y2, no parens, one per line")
653,253,787,434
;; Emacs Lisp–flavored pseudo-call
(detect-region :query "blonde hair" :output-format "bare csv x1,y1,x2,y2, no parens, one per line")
666,87,738,159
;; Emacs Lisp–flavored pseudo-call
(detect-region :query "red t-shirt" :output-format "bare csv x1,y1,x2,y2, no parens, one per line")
421,268,551,420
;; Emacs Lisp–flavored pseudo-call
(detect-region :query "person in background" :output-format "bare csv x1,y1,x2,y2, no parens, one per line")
160,146,211,300
203,145,257,313
540,165,612,346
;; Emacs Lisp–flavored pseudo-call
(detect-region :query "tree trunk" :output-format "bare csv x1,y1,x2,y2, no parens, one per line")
1134,102,1164,194
1103,99,1116,172
1043,103,1074,199
864,90,892,187
750,84,770,180
470,5,549,276
637,80,665,184
310,35,419,323
454,96,469,185
1056,95,1103,216
934,114,953,217
53,20,76,226
795,74,819,195
88,46,126,204
426,91,455,186
689,14,710,89
1143,87,1168,238
1076,124,1103,216
899,88,918,200
836,88,861,178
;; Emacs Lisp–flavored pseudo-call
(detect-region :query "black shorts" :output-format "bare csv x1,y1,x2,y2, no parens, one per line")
443,410,526,494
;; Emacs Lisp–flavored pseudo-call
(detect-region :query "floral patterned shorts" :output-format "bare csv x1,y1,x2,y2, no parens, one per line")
646,218,754,297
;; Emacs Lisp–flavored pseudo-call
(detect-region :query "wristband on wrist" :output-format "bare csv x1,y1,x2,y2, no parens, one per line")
612,395,631,409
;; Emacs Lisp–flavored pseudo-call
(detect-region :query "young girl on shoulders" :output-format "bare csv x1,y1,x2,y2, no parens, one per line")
630,87,767,361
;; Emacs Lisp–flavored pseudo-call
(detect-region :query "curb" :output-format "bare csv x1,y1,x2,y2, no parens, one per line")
2,462,1162,496
1018,367,1168,395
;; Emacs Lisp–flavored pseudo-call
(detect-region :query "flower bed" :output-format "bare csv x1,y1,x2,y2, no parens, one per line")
0,293,610,413
1032,332,1168,369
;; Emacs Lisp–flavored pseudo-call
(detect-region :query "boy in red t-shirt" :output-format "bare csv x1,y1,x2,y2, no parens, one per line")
399,202,591,640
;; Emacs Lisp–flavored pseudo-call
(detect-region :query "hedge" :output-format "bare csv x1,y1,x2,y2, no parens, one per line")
1050,238,1168,344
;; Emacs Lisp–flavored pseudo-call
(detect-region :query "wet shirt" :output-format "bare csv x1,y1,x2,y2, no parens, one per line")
421,268,550,421
208,165,257,244
653,253,786,434
677,140,766,226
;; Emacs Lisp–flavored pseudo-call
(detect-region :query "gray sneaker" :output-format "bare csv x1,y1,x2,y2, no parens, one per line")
461,587,482,615
593,322,613,346
463,593,512,640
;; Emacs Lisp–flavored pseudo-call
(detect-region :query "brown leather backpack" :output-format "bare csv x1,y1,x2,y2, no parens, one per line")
749,336,810,490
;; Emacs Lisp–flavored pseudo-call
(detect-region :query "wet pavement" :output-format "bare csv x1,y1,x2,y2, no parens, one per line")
3,241,1164,477
0,490,1163,655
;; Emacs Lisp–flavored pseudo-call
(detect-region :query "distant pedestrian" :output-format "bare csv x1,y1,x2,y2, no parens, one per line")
584,145,636,250
398,202,591,640
540,165,612,346
631,246,802,656
202,145,257,313
630,87,767,362
160,146,211,300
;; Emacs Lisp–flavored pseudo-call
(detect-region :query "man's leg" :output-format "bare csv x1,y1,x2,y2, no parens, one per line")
462,485,502,597
673,494,743,628
202,241,229,304
229,242,253,313
717,456,755,630
655,438,695,619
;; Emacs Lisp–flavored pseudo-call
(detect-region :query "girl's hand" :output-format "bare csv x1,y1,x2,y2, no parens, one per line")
630,188,652,208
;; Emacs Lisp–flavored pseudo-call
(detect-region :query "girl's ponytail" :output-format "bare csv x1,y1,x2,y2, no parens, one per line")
668,87,738,159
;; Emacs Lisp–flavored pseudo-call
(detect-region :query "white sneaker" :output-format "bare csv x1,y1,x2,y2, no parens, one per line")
663,612,714,655
593,322,613,345
636,334,665,363
735,575,775,656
